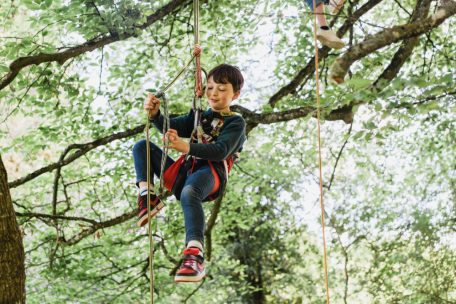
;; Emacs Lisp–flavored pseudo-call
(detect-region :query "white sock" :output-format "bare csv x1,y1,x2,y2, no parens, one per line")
139,186,154,197
187,240,204,255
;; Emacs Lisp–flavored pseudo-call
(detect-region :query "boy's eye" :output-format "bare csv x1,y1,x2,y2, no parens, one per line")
207,87,213,90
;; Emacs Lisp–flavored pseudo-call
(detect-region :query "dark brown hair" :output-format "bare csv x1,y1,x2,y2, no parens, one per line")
207,64,244,93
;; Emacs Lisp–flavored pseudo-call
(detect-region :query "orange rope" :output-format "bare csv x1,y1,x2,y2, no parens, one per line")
193,0,203,98
311,1,330,303
194,46,203,98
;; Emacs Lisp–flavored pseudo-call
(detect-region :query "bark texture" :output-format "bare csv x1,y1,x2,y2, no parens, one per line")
0,155,25,304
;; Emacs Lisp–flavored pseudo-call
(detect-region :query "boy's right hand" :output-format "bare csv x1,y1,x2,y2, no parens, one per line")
144,92,160,119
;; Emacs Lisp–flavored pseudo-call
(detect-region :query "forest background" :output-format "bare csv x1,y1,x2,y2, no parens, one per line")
0,0,455,303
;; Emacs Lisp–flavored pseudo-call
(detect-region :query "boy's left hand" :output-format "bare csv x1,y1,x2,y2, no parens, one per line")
165,129,190,154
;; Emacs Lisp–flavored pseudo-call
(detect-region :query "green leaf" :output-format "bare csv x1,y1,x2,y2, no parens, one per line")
347,78,371,89
23,0,41,10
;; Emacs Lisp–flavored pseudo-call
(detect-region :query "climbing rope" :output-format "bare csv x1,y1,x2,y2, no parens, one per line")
144,0,202,303
311,0,331,303
144,58,192,304
145,91,170,304
145,115,155,304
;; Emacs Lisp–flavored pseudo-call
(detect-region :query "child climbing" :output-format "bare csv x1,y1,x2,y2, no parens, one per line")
132,63,246,282
305,0,346,49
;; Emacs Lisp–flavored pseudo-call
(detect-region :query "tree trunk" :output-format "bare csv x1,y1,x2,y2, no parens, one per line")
0,154,25,303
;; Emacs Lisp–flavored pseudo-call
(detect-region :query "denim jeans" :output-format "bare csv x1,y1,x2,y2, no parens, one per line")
132,139,214,246
306,0,329,10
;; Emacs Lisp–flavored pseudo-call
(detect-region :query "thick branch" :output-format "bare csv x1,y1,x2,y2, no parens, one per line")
330,0,456,83
0,0,190,91
232,104,354,129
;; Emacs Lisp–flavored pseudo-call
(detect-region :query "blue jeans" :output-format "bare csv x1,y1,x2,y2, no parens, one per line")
306,0,329,11
132,139,215,246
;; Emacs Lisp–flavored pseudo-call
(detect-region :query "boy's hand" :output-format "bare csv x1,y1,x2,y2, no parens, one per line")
144,92,160,119
165,129,190,154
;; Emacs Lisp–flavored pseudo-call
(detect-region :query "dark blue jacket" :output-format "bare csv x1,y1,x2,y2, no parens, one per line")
152,108,246,199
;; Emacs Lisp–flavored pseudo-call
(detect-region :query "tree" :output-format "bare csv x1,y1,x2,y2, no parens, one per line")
0,154,25,303
0,0,455,302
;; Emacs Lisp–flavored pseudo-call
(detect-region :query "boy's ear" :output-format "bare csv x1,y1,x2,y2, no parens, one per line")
232,91,241,101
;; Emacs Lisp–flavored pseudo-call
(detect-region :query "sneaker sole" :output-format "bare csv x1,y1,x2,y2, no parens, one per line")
316,34,345,49
137,202,165,227
174,269,206,283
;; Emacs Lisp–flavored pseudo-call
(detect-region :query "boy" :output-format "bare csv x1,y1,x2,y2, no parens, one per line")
132,64,246,282
305,0,346,49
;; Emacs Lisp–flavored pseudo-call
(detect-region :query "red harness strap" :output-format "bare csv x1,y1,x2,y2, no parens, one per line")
163,154,187,192
207,161,220,196
162,155,222,198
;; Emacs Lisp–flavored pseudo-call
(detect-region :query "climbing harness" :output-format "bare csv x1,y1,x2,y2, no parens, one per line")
165,110,239,202
311,0,331,303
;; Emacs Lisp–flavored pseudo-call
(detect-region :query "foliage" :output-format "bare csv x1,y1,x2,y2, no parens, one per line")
0,0,455,303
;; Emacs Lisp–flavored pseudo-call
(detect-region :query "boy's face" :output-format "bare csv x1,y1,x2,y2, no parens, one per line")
206,76,240,112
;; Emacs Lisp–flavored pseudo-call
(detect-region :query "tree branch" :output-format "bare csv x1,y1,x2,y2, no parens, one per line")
0,0,191,91
204,197,223,262
16,212,98,225
267,0,383,107
392,90,456,109
232,104,354,132
11,88,451,190
330,0,456,83
327,122,353,190
61,210,137,246
183,280,206,303
8,125,145,188
372,0,432,90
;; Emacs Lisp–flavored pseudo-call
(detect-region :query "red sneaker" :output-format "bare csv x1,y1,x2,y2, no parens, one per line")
174,247,206,282
137,194,164,227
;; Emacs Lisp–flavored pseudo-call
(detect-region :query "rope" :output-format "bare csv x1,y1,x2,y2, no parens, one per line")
145,117,155,304
144,1,202,303
311,1,331,303
193,0,203,98
158,94,171,197
145,94,170,304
